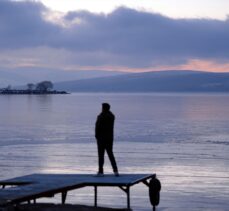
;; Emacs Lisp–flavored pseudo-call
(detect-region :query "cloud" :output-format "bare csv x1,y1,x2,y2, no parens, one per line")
0,0,229,69
0,1,59,48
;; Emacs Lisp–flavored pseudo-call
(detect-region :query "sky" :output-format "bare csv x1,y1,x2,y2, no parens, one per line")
35,0,229,20
0,0,229,73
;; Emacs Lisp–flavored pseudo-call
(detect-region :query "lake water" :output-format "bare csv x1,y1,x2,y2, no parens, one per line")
0,93,229,210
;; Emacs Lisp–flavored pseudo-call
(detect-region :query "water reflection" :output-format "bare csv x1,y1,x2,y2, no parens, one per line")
0,93,229,210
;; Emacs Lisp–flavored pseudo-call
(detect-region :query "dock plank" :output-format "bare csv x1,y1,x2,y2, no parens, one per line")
0,173,155,206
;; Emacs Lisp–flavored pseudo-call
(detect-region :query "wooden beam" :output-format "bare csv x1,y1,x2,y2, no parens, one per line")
118,186,130,209
94,186,97,207
61,191,67,204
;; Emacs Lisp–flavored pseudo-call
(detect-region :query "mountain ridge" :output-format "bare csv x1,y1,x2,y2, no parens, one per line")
54,70,229,92
0,68,126,87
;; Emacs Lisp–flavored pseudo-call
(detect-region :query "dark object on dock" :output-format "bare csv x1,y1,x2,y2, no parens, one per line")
149,177,161,211
0,173,157,210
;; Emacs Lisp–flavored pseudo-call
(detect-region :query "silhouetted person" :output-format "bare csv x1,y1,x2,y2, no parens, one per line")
95,103,119,176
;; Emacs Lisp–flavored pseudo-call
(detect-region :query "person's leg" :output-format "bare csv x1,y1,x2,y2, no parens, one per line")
97,141,105,174
106,143,118,173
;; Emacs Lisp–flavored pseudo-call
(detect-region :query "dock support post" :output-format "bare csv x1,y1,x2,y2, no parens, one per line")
61,191,67,204
127,186,130,209
94,186,97,207
119,186,130,209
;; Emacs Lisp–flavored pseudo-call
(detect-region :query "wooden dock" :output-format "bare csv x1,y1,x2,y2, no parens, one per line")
0,173,156,209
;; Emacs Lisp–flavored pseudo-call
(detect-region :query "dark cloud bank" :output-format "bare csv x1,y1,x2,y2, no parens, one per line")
0,0,229,67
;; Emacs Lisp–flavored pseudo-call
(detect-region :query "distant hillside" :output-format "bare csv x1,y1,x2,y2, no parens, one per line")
54,70,229,92
0,68,125,87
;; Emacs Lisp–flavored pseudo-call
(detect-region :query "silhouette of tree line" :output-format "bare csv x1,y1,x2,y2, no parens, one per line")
27,81,53,92
0,81,68,94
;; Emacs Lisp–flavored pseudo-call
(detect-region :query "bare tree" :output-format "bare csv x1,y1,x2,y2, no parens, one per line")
6,85,11,90
27,83,35,91
36,81,53,92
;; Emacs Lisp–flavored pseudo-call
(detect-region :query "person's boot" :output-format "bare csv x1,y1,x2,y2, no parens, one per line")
96,169,104,177
114,170,119,177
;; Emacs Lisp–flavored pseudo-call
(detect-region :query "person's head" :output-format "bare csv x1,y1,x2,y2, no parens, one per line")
102,103,110,112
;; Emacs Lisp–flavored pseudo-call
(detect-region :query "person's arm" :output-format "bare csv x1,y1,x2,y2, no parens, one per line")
111,114,115,140
95,115,100,139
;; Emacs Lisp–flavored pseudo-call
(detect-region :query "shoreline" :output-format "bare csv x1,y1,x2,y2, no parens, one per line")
0,90,69,95
9,203,131,211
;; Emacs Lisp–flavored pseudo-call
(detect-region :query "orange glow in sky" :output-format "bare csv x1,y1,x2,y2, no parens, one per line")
61,59,229,73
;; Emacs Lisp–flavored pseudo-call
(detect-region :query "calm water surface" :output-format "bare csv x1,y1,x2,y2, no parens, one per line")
0,93,229,210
